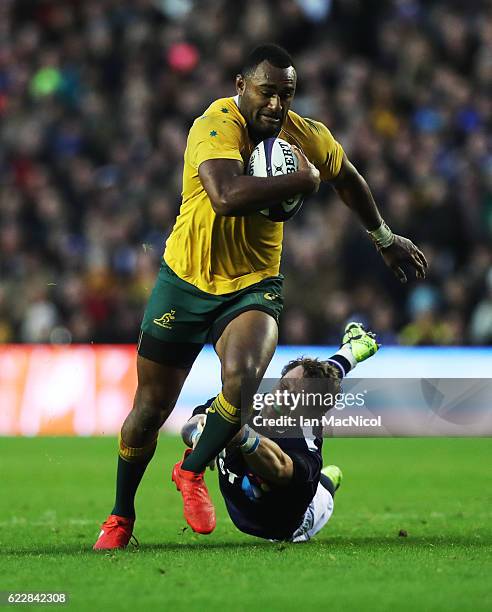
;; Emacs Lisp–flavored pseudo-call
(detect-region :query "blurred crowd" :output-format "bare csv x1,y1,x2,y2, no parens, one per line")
1,0,491,346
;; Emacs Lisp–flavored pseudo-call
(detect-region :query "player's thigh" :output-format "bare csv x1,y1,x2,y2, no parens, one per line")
215,309,278,389
139,260,221,368
213,274,283,384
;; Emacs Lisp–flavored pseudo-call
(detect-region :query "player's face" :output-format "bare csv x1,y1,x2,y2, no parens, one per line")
275,364,306,396
236,61,296,140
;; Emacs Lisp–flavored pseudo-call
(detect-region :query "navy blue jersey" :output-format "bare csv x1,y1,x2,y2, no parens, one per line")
192,399,323,540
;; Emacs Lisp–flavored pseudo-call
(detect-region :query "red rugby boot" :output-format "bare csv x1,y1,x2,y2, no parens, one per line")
93,514,135,550
172,450,216,535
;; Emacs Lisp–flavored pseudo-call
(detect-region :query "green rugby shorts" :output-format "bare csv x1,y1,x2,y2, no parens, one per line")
138,261,284,368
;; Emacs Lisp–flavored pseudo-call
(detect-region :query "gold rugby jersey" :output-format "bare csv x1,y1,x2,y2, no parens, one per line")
164,96,344,294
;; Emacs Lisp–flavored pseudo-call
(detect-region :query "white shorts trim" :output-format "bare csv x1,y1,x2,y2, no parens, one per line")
290,482,334,543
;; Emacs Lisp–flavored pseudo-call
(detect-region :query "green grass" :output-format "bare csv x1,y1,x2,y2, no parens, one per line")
1,437,491,611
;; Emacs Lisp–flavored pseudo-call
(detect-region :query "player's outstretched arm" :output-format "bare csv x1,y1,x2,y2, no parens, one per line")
199,157,319,217
233,427,294,486
184,415,294,485
330,154,428,283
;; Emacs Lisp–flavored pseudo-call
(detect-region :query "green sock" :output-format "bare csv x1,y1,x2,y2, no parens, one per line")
181,392,240,473
111,434,157,519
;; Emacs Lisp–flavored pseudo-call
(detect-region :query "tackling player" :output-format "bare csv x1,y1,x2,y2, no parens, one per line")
177,323,378,542
94,44,426,549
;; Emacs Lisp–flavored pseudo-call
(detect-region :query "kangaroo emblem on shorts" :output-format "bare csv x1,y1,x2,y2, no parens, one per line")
153,309,176,329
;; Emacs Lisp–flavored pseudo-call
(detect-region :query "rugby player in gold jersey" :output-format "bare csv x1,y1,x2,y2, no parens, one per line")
94,44,427,549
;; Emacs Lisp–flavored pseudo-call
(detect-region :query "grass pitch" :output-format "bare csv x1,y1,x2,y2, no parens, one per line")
1,436,491,611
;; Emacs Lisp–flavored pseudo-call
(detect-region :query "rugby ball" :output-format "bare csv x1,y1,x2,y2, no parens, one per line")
247,137,304,222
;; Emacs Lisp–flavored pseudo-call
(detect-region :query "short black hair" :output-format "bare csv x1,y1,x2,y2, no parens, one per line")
281,357,339,379
241,43,294,77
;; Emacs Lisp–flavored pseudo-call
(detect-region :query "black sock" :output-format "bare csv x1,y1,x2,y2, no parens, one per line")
182,393,240,473
325,354,352,379
320,473,336,497
111,437,157,519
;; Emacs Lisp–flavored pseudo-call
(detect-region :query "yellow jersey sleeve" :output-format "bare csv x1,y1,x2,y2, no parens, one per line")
302,117,344,182
283,113,344,182
189,114,245,170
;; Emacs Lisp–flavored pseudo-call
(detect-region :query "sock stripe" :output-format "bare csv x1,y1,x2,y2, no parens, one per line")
215,402,240,424
118,433,158,463
182,392,241,473
208,393,240,424
217,392,238,416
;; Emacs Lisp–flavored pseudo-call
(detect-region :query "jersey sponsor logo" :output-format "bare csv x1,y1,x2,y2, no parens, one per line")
263,292,279,301
153,309,176,329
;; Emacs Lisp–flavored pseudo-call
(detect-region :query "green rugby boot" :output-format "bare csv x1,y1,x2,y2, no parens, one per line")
321,465,343,491
341,322,379,363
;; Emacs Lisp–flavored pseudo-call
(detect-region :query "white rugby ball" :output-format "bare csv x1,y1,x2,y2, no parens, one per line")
247,137,304,222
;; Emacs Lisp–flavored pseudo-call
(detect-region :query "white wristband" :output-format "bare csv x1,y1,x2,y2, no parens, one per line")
240,428,260,454
241,436,260,455
368,220,394,249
